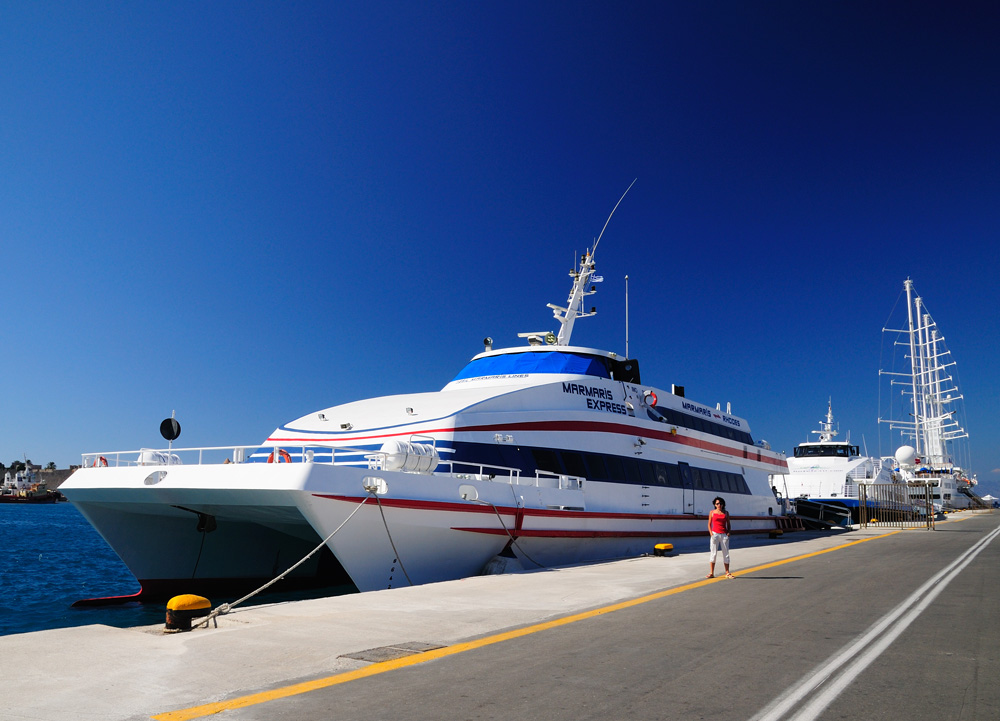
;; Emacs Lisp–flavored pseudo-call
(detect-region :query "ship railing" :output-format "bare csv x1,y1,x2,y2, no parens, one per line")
433,461,583,490
82,445,408,468
80,445,583,489
82,445,395,469
838,483,860,499
847,464,876,482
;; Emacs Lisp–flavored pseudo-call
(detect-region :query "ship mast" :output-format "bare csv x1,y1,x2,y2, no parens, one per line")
546,179,636,347
811,398,838,443
904,279,923,457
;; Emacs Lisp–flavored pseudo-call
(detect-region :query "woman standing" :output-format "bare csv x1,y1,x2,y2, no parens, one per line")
706,496,734,579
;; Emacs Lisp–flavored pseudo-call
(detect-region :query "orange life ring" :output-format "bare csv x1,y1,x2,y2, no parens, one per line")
267,449,292,464
93,456,108,467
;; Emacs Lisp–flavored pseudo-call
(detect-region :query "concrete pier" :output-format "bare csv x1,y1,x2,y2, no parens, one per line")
2,512,997,721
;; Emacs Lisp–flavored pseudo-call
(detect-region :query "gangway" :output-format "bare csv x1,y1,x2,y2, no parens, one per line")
792,499,852,529
958,485,991,510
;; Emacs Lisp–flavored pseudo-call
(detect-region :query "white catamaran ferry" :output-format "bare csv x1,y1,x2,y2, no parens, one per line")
61,198,790,602
879,279,978,512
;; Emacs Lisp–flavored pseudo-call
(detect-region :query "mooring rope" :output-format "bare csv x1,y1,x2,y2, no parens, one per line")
194,493,372,628
371,491,413,586
473,485,548,570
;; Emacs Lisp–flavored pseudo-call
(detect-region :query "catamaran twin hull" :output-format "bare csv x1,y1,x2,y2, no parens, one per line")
65,438,786,598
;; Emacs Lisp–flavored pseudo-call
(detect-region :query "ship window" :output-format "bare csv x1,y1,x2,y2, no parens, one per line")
605,455,627,483
663,463,682,488
451,351,612,381
698,468,709,489
723,473,737,493
584,453,608,481
561,452,587,478
736,474,750,494
637,460,656,486
622,457,643,484
531,448,561,475
652,463,669,486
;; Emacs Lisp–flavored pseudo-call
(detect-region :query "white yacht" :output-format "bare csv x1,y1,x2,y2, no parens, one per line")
770,401,894,525
61,201,790,602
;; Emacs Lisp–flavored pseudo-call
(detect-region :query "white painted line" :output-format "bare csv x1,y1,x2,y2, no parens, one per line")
751,522,1000,721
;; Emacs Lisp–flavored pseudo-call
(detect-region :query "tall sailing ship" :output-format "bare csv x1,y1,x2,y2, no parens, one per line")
879,279,979,511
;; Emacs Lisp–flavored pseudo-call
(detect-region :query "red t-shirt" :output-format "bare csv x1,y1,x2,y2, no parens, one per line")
709,510,728,534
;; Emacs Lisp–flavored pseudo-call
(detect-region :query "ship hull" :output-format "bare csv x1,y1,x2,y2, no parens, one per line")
62,453,783,598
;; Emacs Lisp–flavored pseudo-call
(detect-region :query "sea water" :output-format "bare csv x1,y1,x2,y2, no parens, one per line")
0,502,354,637
0,503,161,637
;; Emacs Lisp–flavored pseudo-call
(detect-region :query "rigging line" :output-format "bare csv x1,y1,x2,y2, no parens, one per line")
372,492,414,586
195,494,371,628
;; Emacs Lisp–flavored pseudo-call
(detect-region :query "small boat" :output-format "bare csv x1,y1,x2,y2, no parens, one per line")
61,190,791,601
879,279,981,512
0,468,61,504
770,400,896,526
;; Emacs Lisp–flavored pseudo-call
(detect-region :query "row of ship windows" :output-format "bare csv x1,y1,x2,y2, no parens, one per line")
528,446,751,495
531,448,750,493
450,443,752,495
649,406,754,445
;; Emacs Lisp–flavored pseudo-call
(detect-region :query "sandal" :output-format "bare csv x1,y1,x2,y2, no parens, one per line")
705,574,714,578
725,572,735,579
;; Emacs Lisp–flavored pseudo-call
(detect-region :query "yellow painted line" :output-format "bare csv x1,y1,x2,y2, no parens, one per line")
152,530,900,721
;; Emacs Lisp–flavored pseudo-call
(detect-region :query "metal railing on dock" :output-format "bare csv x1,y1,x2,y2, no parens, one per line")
859,483,934,530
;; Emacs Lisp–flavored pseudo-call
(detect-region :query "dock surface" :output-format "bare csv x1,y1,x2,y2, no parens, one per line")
3,512,997,721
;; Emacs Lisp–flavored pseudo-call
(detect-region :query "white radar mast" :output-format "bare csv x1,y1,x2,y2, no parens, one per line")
811,398,838,443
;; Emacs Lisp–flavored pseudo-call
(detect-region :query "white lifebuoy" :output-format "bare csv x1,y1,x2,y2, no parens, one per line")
267,449,292,464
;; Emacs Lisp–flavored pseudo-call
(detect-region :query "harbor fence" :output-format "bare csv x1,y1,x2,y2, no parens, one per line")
859,482,934,530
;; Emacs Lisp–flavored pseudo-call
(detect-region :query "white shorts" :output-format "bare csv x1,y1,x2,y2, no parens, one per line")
709,532,730,564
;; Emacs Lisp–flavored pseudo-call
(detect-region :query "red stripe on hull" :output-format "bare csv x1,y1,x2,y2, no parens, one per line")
313,493,779,525
450,527,772,539
274,419,787,469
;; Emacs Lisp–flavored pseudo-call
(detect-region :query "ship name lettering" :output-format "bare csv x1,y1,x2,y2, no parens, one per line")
586,398,628,415
681,401,712,417
562,382,614,400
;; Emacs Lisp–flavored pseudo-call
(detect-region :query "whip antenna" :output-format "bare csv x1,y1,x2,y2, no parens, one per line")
592,178,637,257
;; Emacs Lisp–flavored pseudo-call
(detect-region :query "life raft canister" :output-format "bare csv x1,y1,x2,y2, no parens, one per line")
267,449,292,464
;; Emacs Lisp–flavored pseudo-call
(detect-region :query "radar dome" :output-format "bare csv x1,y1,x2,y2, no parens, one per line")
895,445,918,467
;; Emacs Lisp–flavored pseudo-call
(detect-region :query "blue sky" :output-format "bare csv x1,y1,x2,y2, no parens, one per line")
3,2,999,496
